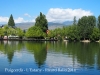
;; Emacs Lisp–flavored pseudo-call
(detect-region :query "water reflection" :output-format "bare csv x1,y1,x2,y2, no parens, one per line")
0,41,24,64
44,42,100,70
25,42,47,68
0,41,100,71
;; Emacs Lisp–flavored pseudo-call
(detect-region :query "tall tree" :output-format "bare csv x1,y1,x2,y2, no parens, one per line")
78,16,88,39
8,14,15,27
98,15,100,30
87,16,96,37
73,16,77,25
78,16,96,40
35,12,48,32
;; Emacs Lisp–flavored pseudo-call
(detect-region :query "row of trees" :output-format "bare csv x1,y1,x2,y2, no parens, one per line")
25,13,100,41
2,13,100,41
0,13,48,39
0,14,24,38
0,25,24,37
47,15,100,41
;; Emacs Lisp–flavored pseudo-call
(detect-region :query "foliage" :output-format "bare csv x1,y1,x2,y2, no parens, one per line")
98,15,100,30
73,16,77,25
90,27,100,41
78,16,96,39
25,26,46,37
16,28,24,37
7,27,16,35
66,25,80,41
0,28,4,36
8,14,15,27
3,25,9,35
2,25,24,37
35,12,48,32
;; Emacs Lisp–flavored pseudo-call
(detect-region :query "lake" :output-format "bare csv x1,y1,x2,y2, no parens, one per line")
0,41,100,75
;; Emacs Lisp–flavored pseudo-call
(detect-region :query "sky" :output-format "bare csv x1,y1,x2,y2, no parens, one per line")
0,0,100,24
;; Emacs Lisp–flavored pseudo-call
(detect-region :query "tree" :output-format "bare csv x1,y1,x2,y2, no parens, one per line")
73,16,77,25
66,25,80,41
90,27,100,41
78,16,96,40
98,15,100,31
78,16,88,40
16,28,24,37
0,28,4,36
3,25,9,36
35,12,48,32
8,27,16,35
8,14,15,27
25,26,46,38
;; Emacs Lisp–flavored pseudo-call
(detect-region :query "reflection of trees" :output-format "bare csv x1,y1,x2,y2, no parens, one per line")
47,41,67,53
0,41,24,64
25,42,47,68
47,41,100,69
0,41,100,69
66,42,97,67
97,44,100,70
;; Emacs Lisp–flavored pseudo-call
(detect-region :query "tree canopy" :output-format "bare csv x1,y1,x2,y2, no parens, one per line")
78,16,96,40
8,14,15,27
25,26,46,38
98,15,100,31
35,12,48,33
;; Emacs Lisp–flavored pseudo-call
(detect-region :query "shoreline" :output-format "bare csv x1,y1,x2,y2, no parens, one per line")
0,39,58,41
0,39,100,42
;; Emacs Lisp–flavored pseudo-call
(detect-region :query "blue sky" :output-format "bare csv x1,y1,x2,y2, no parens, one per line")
0,0,100,23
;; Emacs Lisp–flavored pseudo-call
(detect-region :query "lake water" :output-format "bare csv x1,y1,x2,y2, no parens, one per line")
0,41,100,75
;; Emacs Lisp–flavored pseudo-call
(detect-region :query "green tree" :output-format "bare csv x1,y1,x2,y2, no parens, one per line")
98,15,100,31
7,27,16,35
25,26,46,38
35,12,48,32
8,14,15,27
73,16,77,25
0,28,4,36
78,16,88,39
66,25,80,41
48,30,55,37
78,16,96,40
16,28,24,37
3,25,9,36
90,27,100,41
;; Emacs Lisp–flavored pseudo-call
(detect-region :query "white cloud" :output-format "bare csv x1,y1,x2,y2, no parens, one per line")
46,8,93,23
0,16,35,23
14,17,29,23
14,17,36,23
24,13,31,17
0,16,9,23
0,8,93,24
31,19,35,22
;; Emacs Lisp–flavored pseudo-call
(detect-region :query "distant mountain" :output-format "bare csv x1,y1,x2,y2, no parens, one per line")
16,21,73,30
48,21,73,29
0,21,73,30
15,22,34,30
63,21,73,25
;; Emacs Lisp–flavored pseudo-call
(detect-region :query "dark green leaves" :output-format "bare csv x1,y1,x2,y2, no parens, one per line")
35,12,48,33
8,14,15,27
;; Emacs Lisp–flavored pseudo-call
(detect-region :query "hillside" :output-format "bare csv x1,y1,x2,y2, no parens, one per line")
15,21,73,30
0,21,73,30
